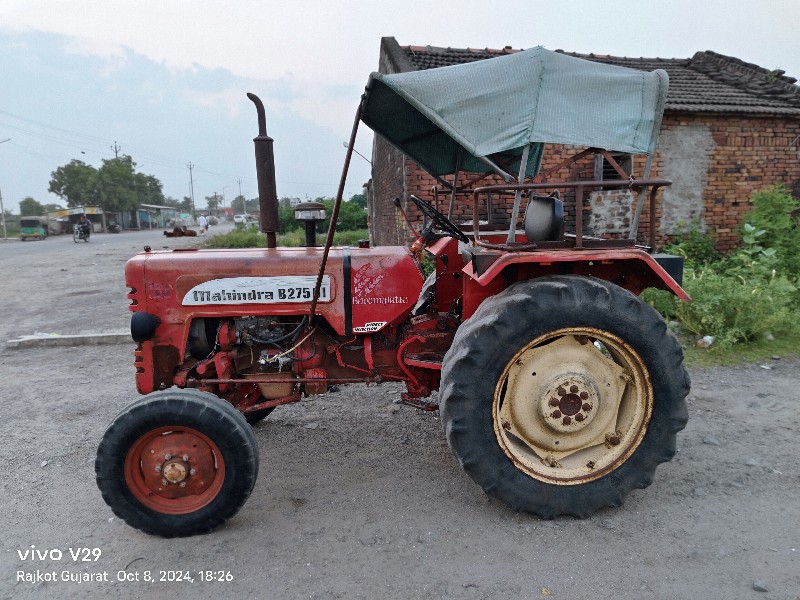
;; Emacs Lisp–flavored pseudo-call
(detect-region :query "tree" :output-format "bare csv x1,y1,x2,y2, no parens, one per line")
231,195,247,214
19,197,44,216
206,193,220,213
48,160,97,207
49,155,167,213
135,173,165,206
96,156,139,212
160,196,181,209
349,192,367,209
321,198,367,231
245,197,259,212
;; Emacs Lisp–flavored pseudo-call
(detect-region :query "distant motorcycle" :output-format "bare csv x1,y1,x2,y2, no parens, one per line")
107,221,121,233
73,223,91,243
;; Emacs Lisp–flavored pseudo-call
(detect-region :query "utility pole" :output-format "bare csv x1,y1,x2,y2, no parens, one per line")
187,162,196,217
111,141,121,159
0,186,7,240
0,138,10,240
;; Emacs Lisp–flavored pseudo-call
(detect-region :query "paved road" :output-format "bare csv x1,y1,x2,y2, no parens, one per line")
0,228,798,600
0,224,233,343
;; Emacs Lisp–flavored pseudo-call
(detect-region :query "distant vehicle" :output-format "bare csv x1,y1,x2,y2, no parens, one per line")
233,214,254,225
19,216,49,241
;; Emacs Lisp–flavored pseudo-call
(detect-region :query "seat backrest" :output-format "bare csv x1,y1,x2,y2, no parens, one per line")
523,191,564,242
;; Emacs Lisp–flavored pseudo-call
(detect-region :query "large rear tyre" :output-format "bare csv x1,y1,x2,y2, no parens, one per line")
96,389,259,537
440,276,689,518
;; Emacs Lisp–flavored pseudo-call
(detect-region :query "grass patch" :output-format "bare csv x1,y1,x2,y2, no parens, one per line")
681,327,800,367
202,228,370,249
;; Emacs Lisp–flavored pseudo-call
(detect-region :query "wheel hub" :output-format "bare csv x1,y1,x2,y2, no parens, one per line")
494,328,652,485
162,460,188,484
540,377,597,432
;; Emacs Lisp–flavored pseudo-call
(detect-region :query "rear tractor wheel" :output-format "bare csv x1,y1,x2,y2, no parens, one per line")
96,389,259,537
440,276,689,518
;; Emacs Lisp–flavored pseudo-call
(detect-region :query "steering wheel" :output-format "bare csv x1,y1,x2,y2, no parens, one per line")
409,195,469,244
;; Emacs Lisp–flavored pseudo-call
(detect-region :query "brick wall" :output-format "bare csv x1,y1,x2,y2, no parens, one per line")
369,113,800,252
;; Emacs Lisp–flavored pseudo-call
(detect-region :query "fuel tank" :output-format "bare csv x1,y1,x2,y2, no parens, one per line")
126,245,424,336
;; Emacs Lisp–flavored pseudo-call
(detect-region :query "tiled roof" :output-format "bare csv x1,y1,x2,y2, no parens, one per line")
396,42,800,116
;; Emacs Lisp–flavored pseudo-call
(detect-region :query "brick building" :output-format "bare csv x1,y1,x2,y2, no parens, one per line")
368,37,800,251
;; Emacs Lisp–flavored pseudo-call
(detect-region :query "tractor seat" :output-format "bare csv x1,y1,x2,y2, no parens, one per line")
523,190,564,242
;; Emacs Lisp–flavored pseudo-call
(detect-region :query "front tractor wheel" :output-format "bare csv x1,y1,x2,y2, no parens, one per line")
440,276,689,518
96,389,259,537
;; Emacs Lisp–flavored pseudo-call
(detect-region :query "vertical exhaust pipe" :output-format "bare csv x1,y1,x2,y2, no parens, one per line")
247,93,279,248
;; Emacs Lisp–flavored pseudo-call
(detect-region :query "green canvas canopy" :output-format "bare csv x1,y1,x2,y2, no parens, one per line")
361,47,668,180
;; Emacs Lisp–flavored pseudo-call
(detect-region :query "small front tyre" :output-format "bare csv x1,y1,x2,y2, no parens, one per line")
96,389,259,537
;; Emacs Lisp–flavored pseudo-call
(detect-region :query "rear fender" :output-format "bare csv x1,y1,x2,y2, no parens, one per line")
460,248,688,319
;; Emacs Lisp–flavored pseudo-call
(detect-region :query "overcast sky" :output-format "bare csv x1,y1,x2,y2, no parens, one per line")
1,0,799,214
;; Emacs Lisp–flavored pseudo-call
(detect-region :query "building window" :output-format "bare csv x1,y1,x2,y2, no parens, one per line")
594,152,632,181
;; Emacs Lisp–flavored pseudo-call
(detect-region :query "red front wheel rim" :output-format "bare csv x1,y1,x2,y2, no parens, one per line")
123,426,225,515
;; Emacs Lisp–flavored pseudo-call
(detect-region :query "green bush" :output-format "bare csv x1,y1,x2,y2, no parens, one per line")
645,185,800,348
663,220,721,265
674,265,796,347
640,288,678,320
745,185,800,280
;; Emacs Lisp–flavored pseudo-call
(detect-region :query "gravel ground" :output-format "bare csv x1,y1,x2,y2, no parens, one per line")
0,230,798,600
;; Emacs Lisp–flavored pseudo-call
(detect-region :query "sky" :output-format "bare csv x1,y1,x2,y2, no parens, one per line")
1,0,799,215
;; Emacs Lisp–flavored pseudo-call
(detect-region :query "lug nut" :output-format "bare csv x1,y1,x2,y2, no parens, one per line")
182,455,189,462
570,385,579,393
164,453,172,460
551,410,562,419
549,398,560,407
582,403,592,412
154,465,161,473
179,482,186,488
162,478,169,485
190,469,196,476
557,387,566,396
575,414,585,422
562,416,572,425
580,392,589,400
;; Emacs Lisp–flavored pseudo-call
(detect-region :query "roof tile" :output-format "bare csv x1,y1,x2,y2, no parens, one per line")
398,44,800,115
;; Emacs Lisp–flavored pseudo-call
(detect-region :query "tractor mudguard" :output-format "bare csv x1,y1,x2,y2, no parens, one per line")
454,246,688,319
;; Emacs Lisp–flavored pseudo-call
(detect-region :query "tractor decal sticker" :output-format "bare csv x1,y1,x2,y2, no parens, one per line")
353,322,387,333
351,264,409,306
182,276,331,305
147,282,173,301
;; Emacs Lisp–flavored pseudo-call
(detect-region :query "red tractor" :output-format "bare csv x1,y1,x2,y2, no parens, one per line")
96,47,690,537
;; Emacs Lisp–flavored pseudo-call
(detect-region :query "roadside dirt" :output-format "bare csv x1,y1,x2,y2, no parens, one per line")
0,232,798,600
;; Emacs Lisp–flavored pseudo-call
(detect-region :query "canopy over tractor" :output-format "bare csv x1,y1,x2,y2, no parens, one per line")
361,46,667,180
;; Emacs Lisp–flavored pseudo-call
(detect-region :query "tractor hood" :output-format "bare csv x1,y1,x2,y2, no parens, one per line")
126,246,423,337
361,47,668,179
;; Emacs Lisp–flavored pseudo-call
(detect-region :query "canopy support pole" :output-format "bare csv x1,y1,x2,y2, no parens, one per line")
506,144,531,244
447,151,463,221
628,154,654,241
478,156,514,182
309,102,362,325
